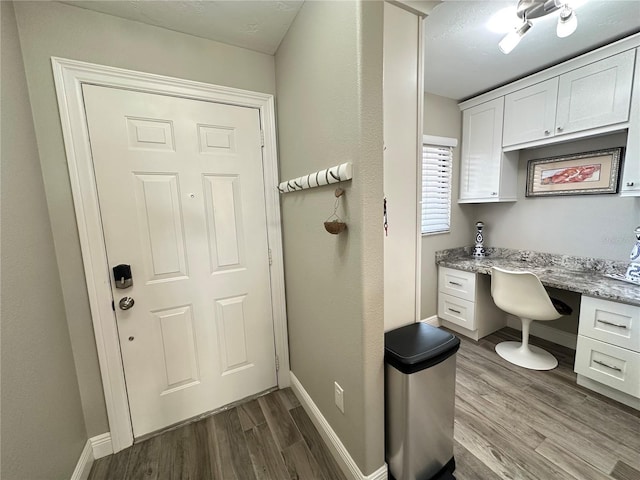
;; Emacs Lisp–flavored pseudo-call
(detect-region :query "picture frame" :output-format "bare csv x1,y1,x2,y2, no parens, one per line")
526,148,623,197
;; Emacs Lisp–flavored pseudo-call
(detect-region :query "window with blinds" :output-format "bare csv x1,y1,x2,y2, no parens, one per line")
421,135,457,235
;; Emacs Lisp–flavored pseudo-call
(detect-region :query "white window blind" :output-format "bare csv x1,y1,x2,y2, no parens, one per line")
421,135,457,235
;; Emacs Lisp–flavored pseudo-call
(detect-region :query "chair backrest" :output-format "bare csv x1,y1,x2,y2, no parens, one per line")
490,267,561,321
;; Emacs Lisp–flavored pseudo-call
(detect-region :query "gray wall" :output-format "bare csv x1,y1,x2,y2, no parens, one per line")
421,92,475,318
14,0,278,437
275,1,385,475
475,132,640,261
1,2,88,478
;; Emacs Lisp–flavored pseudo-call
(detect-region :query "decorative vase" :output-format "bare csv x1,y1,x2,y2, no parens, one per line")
472,221,486,258
625,226,640,283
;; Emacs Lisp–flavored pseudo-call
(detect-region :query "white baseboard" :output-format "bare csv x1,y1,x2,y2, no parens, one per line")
70,440,93,480
507,316,577,350
289,372,388,480
577,375,640,410
421,315,440,327
90,432,113,459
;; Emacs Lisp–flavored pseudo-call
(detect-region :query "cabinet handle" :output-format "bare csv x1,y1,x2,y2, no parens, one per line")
544,129,551,135
596,319,627,329
448,308,461,314
491,192,498,196
626,181,635,187
593,359,622,372
557,126,564,132
448,281,463,287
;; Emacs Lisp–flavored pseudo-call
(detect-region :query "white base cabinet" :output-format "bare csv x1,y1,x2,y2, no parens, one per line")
575,296,640,409
437,267,506,340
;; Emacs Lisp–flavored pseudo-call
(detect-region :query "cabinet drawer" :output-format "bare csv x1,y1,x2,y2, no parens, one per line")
575,336,640,398
579,296,639,352
438,293,476,330
438,267,476,301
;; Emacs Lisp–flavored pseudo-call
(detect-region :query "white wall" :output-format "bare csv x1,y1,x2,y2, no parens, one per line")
1,3,87,478
275,1,385,475
14,0,277,438
383,3,422,331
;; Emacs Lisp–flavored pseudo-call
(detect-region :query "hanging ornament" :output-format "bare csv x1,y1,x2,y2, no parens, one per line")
324,188,347,234
383,197,388,237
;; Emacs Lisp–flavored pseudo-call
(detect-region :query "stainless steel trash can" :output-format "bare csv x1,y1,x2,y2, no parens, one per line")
385,323,460,480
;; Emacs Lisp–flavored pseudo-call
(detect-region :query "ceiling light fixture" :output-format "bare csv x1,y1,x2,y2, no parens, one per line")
499,20,533,54
498,0,580,54
557,4,578,38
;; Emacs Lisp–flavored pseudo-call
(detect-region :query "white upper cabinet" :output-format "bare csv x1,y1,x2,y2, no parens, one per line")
502,50,635,147
459,97,517,203
556,50,635,135
503,78,559,146
621,48,640,197
460,35,639,203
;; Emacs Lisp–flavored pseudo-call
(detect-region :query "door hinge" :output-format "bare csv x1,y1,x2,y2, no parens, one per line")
268,248,273,266
275,354,280,372
260,130,265,147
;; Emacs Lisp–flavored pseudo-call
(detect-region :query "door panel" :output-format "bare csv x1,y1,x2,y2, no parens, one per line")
82,84,277,437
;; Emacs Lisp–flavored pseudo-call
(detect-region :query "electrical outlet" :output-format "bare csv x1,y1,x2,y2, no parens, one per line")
334,382,344,413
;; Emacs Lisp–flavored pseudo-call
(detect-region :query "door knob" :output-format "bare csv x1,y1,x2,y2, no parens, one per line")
119,296,135,310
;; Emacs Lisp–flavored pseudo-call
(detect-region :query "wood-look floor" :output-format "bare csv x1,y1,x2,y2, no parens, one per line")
88,388,346,480
90,327,639,480
452,327,640,480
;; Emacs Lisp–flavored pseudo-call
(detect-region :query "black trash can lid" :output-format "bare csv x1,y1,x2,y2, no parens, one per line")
385,323,460,374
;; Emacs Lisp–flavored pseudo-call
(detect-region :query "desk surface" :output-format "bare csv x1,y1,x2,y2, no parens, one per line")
436,248,640,307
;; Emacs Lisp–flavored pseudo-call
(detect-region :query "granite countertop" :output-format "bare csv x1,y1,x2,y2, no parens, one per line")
436,247,640,307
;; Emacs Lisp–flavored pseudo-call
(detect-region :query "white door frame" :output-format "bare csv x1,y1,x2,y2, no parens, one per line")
51,57,290,453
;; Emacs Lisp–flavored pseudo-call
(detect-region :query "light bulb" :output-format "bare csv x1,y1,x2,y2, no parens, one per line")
557,5,578,38
499,20,532,54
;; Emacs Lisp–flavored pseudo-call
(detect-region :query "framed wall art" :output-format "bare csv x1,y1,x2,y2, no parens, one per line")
526,148,623,197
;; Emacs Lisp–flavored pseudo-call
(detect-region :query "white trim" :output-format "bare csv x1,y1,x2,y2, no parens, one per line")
51,57,290,452
70,440,93,480
577,375,640,410
289,372,388,480
507,316,577,350
414,14,425,324
422,134,458,148
421,315,441,327
90,432,113,459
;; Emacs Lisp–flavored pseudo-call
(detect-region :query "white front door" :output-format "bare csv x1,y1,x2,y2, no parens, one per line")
82,84,277,437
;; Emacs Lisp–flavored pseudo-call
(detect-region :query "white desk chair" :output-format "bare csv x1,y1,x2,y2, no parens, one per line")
490,267,571,370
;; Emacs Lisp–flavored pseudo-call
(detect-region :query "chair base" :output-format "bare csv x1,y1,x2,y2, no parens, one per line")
495,341,558,370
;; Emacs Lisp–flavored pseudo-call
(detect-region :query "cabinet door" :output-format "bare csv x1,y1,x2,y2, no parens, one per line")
460,97,504,201
621,48,640,196
556,50,635,135
503,78,559,147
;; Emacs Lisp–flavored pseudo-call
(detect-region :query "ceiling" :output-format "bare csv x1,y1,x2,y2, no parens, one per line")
426,1,640,100
61,0,304,55
61,1,640,101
